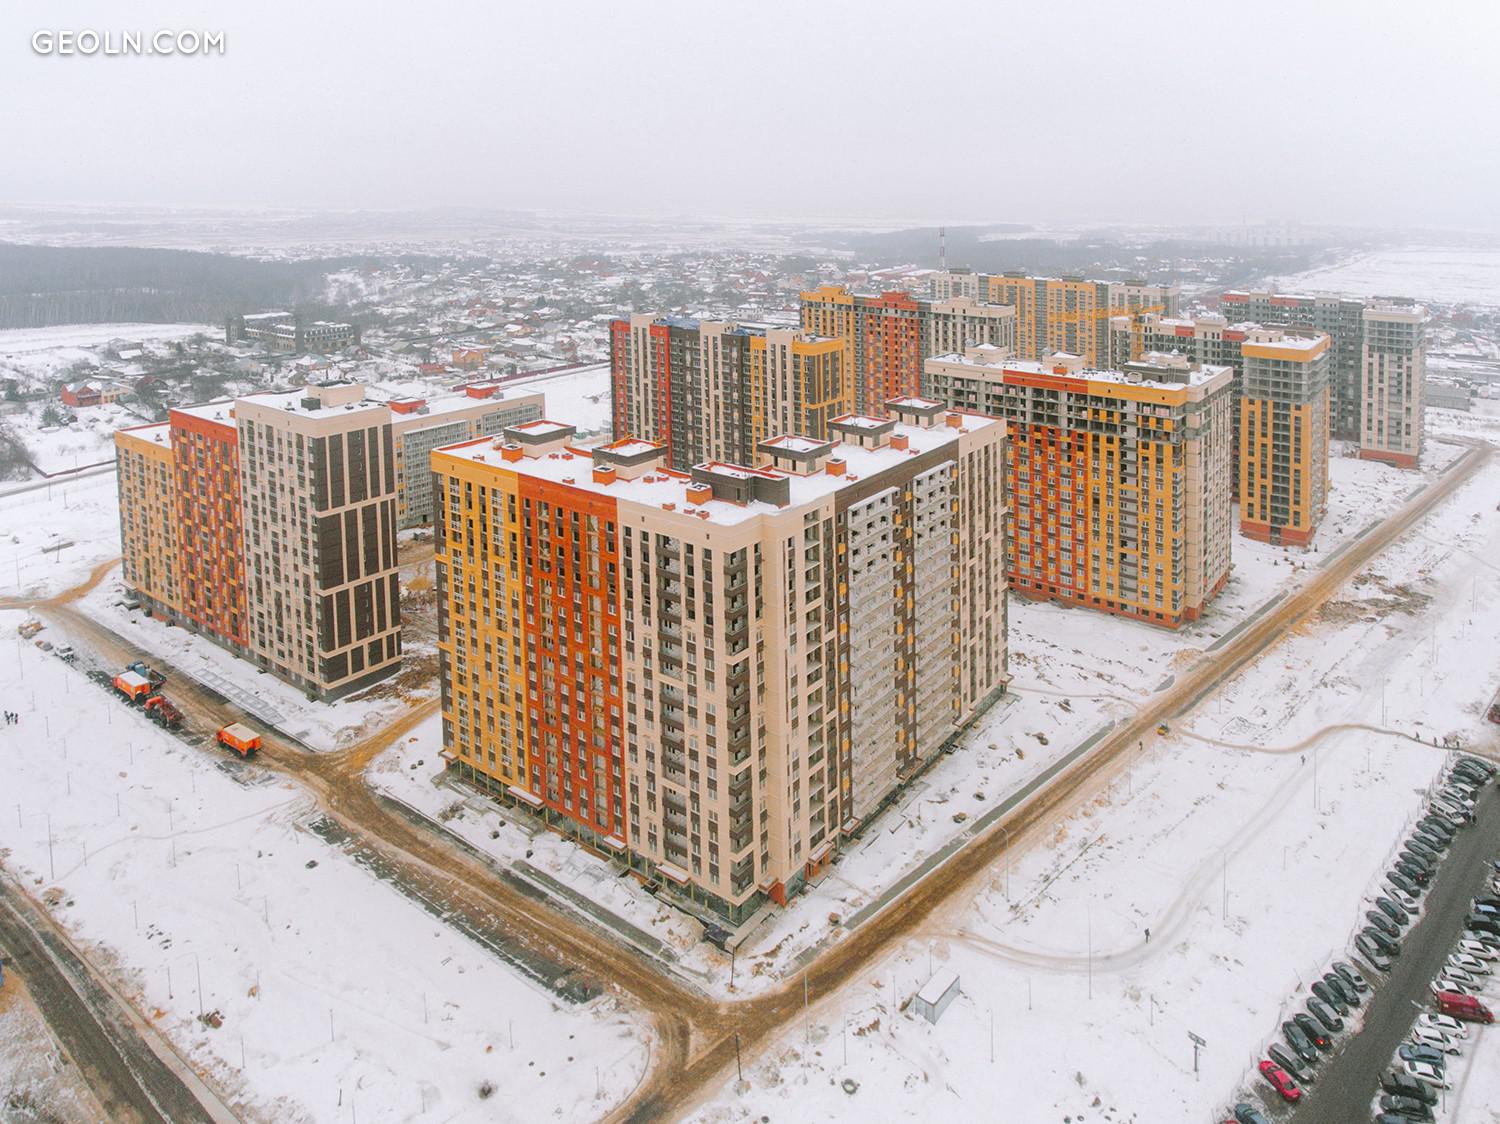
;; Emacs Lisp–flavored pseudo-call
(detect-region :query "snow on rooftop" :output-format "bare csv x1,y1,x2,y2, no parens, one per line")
437,413,997,527
830,413,891,430
917,968,960,1006
511,419,573,436
762,435,829,453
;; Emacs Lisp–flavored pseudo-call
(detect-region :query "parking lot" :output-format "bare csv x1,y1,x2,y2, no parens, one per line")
1222,754,1498,1124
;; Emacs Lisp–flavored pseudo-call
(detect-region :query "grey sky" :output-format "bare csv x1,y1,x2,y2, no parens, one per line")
4,0,1498,229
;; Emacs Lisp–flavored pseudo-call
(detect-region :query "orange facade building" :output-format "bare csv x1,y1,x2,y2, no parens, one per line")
169,403,248,648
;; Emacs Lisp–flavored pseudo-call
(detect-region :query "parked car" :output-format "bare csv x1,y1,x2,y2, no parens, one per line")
1311,980,1349,1016
1375,896,1411,926
1388,870,1422,897
1356,934,1394,972
1433,975,1476,998
1397,852,1434,878
1322,971,1359,1008
1399,1042,1447,1069
1257,1059,1302,1103
1457,939,1499,962
1430,798,1473,825
1306,998,1343,1034
1293,1012,1332,1050
1380,1070,1437,1105
1267,1043,1312,1084
1367,911,1402,939
1467,914,1500,939
1394,859,1432,885
1409,1023,1461,1054
1405,837,1441,863
1416,816,1455,841
1232,1104,1271,1124
1474,895,1500,911
1472,901,1500,919
1402,1059,1450,1088
1281,1020,1319,1064
1417,1011,1468,1039
1449,952,1491,975
1378,1094,1435,1121
1362,925,1400,956
1385,884,1421,912
1435,990,1494,1023
1333,960,1370,993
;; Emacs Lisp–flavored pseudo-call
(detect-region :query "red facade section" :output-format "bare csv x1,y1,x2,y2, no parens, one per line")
863,292,923,408
516,476,626,842
169,408,247,647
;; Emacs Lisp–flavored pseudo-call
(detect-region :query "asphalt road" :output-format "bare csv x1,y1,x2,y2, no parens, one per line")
1289,771,1500,1122
0,881,222,1124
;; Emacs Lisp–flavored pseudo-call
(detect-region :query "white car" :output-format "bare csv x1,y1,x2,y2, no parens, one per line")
1385,884,1421,910
1443,964,1481,988
1410,1023,1462,1054
1403,1058,1450,1089
1449,952,1492,975
1418,1012,1469,1039
1434,975,1476,997
1459,939,1499,962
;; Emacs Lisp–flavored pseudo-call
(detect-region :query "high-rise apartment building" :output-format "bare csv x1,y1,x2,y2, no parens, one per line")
1359,302,1427,469
387,387,545,527
609,315,847,471
1237,329,1331,546
432,402,1008,918
798,285,1015,414
962,272,1180,368
925,348,1233,627
1114,314,1332,543
1219,290,1365,441
117,382,406,699
236,385,403,695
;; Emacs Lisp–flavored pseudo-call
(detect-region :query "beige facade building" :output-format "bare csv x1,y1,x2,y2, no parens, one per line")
431,402,1008,919
116,423,179,614
236,384,404,697
925,347,1234,627
387,388,545,527
1360,302,1428,469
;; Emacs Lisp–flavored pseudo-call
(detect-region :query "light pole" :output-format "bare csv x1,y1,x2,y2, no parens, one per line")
29,811,53,881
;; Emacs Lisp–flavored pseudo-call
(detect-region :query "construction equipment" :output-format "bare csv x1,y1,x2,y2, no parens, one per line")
216,723,261,758
111,669,155,704
124,660,166,691
143,695,183,730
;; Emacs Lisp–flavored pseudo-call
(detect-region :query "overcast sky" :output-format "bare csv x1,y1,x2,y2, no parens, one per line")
4,0,1498,230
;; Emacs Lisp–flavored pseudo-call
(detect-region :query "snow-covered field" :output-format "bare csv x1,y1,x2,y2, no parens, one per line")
0,610,646,1123
693,452,1500,1122
0,322,212,360
508,363,611,437
17,401,143,474
0,470,121,600
1277,247,1500,307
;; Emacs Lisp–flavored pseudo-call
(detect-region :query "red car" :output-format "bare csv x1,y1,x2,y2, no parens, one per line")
1258,1059,1303,1103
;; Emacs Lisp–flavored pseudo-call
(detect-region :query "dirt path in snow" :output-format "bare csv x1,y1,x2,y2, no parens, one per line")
4,439,1491,1123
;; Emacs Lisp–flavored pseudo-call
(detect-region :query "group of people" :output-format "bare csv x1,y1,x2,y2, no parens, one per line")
2,710,18,725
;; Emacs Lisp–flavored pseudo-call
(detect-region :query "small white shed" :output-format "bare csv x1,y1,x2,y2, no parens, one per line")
912,969,960,1025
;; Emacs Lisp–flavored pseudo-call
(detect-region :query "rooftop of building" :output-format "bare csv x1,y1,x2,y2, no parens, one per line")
237,384,384,420
929,350,1231,392
435,409,1001,527
117,421,172,446
761,434,832,454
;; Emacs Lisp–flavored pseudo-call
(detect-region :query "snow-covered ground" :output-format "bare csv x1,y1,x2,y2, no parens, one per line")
692,451,1500,1122
1275,247,1500,308
16,401,144,474
0,322,212,364
0,470,121,600
0,967,106,1122
507,363,611,437
0,610,646,1124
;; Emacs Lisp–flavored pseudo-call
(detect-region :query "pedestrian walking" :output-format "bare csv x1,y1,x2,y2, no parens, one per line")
1144,927,1151,943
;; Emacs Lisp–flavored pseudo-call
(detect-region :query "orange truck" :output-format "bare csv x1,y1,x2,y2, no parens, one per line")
112,669,156,704
216,723,261,757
